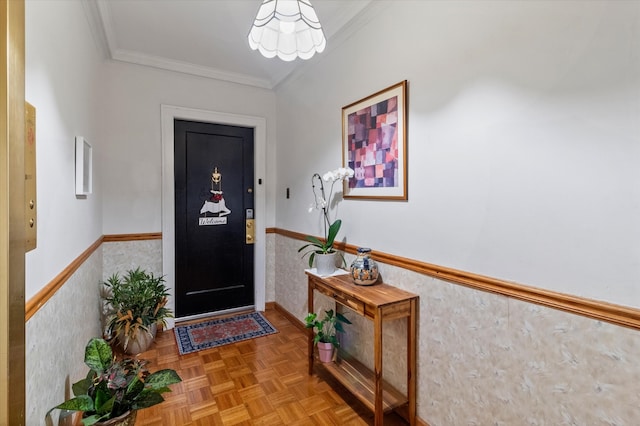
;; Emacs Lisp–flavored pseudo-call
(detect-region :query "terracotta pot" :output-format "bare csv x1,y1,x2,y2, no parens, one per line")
95,410,137,426
317,342,335,363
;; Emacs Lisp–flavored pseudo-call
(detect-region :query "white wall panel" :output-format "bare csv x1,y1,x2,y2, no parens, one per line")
276,0,640,307
24,0,104,300
97,61,277,235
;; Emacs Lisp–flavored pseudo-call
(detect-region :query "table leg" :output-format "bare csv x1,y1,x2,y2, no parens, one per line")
308,280,314,375
374,308,383,426
408,298,417,425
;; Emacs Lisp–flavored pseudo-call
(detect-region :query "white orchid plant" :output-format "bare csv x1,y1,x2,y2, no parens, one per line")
298,167,354,268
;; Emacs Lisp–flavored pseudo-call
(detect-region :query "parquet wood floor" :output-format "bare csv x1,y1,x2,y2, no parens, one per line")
134,308,409,426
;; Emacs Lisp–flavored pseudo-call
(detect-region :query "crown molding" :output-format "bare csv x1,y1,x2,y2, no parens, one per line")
83,0,385,90
92,0,274,89
81,0,110,59
111,48,274,89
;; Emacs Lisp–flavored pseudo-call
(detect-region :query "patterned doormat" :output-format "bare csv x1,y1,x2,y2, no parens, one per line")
174,311,278,355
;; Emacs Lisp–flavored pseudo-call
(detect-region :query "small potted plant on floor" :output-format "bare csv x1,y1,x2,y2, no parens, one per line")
304,309,352,363
46,337,181,426
103,268,172,354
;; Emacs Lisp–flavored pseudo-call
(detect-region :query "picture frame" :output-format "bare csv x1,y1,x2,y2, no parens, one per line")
342,80,407,200
75,136,92,196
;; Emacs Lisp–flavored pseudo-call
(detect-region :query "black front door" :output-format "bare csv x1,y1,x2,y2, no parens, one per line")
174,119,254,318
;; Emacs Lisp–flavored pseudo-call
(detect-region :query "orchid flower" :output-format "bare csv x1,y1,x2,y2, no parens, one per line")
300,166,354,267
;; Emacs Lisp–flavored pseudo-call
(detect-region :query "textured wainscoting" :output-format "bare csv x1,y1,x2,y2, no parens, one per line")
27,231,640,424
266,232,276,302
273,233,640,425
25,246,103,425
102,238,163,280
405,273,640,425
274,231,313,324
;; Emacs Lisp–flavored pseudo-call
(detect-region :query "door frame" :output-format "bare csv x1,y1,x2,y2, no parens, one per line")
161,105,266,328
1,0,26,422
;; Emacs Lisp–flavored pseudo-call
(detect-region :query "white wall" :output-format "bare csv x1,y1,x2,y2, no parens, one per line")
24,0,279,305
25,0,104,300
25,2,105,423
98,61,277,234
276,1,640,308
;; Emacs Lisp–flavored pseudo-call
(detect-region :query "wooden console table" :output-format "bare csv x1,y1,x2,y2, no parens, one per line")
306,271,418,426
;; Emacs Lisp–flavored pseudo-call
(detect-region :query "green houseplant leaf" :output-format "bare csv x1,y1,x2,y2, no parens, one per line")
325,219,341,250
298,220,345,268
103,268,173,353
81,414,109,426
84,337,113,373
93,387,115,415
71,375,92,398
46,338,181,426
144,369,183,390
52,394,95,412
304,309,351,348
131,390,165,410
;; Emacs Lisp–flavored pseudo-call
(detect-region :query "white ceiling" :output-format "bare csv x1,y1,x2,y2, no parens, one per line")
83,0,378,89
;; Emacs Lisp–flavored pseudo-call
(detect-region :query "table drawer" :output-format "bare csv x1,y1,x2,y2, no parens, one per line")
314,281,365,315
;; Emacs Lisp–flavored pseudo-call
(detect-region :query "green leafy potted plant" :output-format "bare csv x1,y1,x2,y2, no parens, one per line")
298,167,354,275
46,337,181,426
103,268,172,354
304,309,352,363
298,219,343,270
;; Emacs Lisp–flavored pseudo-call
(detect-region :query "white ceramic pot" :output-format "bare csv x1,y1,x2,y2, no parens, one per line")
315,252,337,276
118,322,157,355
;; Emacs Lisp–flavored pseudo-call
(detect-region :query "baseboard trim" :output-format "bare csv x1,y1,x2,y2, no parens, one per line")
103,232,162,242
273,302,307,333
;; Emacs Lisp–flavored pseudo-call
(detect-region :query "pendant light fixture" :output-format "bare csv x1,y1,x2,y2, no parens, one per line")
248,0,326,61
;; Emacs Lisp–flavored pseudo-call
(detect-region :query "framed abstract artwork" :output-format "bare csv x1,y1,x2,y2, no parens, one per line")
342,80,407,200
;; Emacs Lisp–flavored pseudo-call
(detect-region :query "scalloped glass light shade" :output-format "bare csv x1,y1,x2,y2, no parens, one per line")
248,0,326,61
